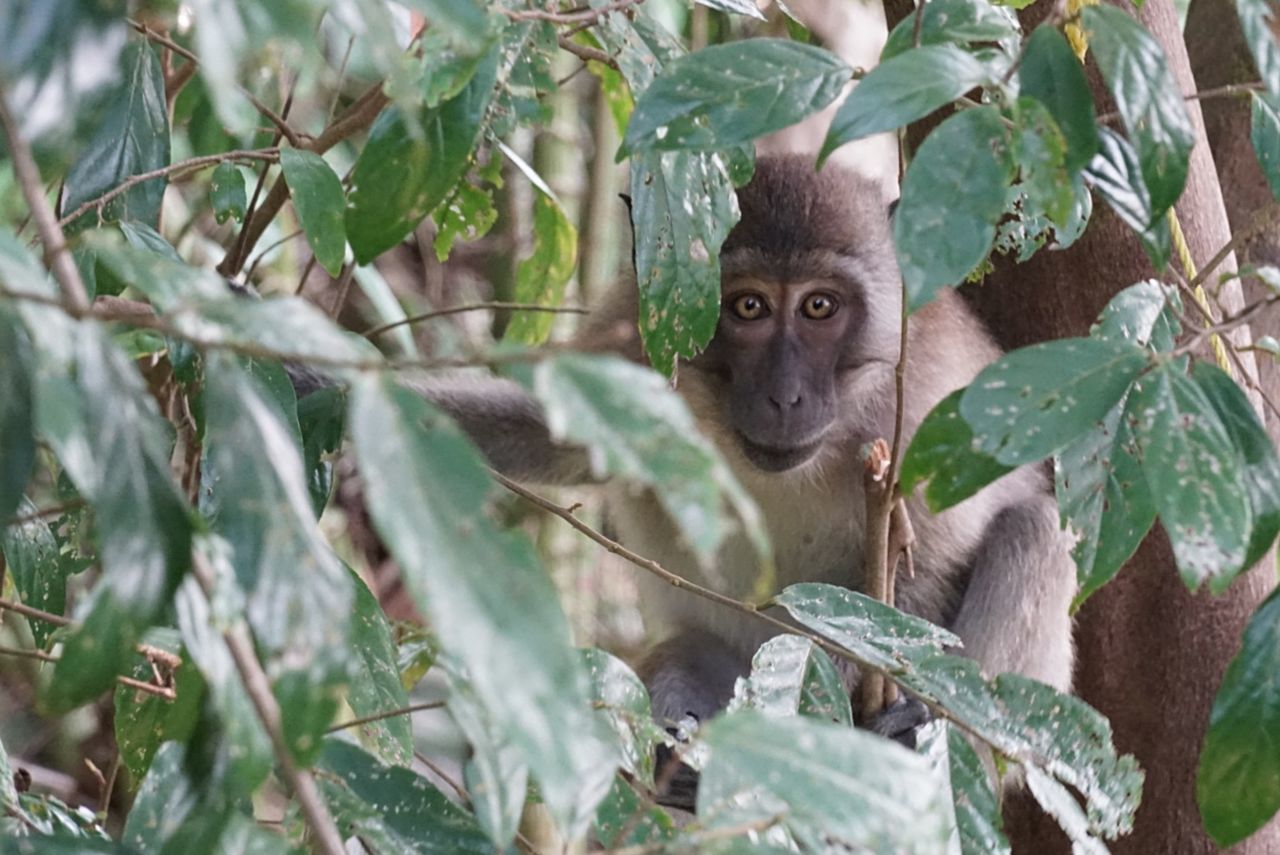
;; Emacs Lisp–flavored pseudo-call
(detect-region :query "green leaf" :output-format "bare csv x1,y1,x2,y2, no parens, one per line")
777,582,1144,843
3,499,67,649
1082,6,1195,215
280,149,347,276
344,570,413,765
1025,765,1109,855
209,162,246,224
1192,362,1280,570
202,355,355,764
728,635,852,726
297,385,346,517
1238,0,1280,98
1056,399,1154,606
582,649,665,783
1084,127,1171,268
46,324,192,712
396,0,491,49
62,42,170,233
593,776,677,849
1012,98,1076,230
113,628,204,784
882,0,1017,61
919,722,1010,855
350,376,616,837
959,336,1150,465
629,150,739,375
0,312,34,525
821,44,990,162
620,39,850,156
895,106,1016,311
902,389,1015,512
1252,93,1280,201
1090,279,1183,352
1128,360,1251,592
1019,26,1098,174
505,194,578,345
319,738,498,854
1197,590,1280,846
527,353,767,567
345,48,498,264
697,712,951,852
432,173,500,262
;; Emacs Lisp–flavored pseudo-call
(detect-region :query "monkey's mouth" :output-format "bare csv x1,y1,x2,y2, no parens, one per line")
737,434,824,473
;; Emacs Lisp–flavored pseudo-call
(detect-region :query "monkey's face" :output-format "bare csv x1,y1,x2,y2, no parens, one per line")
698,276,864,473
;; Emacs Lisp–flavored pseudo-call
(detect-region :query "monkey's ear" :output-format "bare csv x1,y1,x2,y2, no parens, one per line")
888,198,900,220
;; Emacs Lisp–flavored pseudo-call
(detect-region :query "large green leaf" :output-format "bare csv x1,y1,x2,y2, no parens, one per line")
1128,360,1251,592
777,583,1143,844
526,353,766,566
504,194,578,345
319,738,498,854
697,712,951,852
629,150,739,375
919,722,1010,855
1082,6,1194,215
0,312,34,525
1019,25,1098,174
344,569,413,766
345,49,498,264
822,44,990,163
959,336,1150,465
728,635,852,726
113,628,204,785
1252,93,1280,201
895,106,1015,311
280,148,347,277
881,0,1017,61
349,376,616,837
1084,127,1171,268
1197,590,1280,846
582,649,666,783
46,324,192,712
593,776,677,849
1191,362,1280,571
62,42,170,233
621,39,850,156
202,355,355,764
901,389,1014,512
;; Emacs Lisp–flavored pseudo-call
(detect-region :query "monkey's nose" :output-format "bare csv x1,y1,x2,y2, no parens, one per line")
768,393,801,411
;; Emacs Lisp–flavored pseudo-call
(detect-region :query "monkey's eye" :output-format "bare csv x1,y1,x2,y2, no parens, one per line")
801,293,839,320
730,293,769,321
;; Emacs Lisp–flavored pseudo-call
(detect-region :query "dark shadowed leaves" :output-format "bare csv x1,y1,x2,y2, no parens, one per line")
901,389,1015,512
345,49,498,264
895,106,1015,311
281,149,347,276
960,336,1150,465
822,44,990,163
621,39,849,156
0,312,34,525
62,42,170,233
1197,590,1280,846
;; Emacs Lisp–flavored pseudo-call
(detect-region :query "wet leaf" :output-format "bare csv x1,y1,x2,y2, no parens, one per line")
582,648,665,783
1237,0,1280,98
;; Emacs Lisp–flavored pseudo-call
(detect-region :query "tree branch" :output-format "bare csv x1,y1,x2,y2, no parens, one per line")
0,644,176,700
325,700,445,733
505,0,645,25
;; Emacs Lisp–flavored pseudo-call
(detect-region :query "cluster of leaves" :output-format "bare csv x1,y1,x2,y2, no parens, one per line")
1,0,1279,852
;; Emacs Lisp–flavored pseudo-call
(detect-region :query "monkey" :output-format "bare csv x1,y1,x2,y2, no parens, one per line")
413,154,1078,802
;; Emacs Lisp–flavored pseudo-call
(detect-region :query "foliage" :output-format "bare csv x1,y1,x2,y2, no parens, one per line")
0,0,1277,852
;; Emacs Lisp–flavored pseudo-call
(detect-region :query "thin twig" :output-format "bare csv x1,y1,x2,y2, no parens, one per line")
1097,80,1266,124
506,0,643,25
99,753,121,818
56,149,281,229
10,498,86,526
557,35,618,69
328,263,357,320
0,645,177,700
363,302,588,338
1188,202,1280,292
326,700,446,733
190,551,346,855
0,597,71,627
0,84,90,312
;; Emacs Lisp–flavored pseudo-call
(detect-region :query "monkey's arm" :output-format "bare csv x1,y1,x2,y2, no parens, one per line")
950,494,1076,692
414,376,598,486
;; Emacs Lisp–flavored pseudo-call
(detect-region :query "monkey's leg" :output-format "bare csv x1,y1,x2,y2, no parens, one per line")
949,496,1076,691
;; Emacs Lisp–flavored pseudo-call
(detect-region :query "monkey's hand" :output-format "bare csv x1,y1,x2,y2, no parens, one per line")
654,713,701,812
868,696,932,750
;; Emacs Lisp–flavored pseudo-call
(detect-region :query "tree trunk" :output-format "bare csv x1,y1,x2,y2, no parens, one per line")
949,1,1280,851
